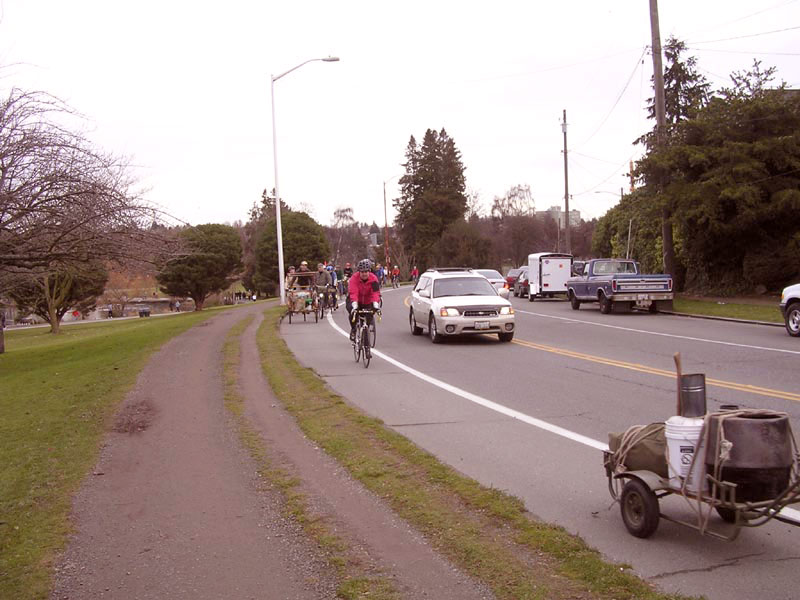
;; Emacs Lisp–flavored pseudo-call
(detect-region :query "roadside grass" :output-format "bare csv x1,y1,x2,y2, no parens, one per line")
221,315,400,599
257,306,695,600
0,310,225,599
673,297,782,323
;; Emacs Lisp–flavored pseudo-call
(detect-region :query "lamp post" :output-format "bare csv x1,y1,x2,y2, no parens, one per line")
382,174,401,271
594,189,630,257
271,56,339,305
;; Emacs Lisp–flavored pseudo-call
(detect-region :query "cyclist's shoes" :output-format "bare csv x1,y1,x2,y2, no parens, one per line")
349,330,355,342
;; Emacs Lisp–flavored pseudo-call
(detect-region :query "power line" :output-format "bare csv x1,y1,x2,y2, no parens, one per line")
574,47,648,149
687,46,800,56
682,0,798,38
688,24,800,45
572,153,637,197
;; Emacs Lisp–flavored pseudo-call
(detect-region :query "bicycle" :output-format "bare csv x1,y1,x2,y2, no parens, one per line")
352,308,379,368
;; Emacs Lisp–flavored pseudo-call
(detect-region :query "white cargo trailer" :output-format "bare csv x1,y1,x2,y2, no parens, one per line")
527,252,572,301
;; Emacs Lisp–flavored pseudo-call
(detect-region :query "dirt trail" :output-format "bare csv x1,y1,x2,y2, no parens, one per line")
52,304,491,599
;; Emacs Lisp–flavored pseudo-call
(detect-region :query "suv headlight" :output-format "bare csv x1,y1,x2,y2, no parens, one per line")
499,306,514,315
440,307,460,317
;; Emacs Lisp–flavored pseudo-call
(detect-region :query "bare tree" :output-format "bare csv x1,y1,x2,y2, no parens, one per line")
0,89,178,332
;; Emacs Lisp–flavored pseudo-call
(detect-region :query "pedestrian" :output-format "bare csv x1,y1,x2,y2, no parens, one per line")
175,300,181,312
411,265,419,282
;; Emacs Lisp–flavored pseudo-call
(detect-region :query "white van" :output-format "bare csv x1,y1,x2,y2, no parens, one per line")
526,252,572,301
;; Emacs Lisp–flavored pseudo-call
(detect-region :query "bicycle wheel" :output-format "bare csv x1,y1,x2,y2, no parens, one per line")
369,320,377,348
361,327,371,368
353,324,361,362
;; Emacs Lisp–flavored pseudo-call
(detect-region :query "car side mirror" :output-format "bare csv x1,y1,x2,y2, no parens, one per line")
498,288,510,299
419,289,430,298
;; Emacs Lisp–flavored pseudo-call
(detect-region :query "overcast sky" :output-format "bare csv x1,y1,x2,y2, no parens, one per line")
2,1,798,228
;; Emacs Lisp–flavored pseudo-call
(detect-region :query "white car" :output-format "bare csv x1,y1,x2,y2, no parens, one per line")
473,268,507,292
780,283,800,337
409,268,515,343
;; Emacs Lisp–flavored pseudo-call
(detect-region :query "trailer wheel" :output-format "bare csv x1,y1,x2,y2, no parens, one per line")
620,479,660,538
716,507,737,523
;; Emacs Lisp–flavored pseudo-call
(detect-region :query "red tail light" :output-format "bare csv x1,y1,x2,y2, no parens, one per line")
668,278,673,291
612,280,617,292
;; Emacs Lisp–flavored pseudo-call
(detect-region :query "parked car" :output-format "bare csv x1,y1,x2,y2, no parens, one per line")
473,269,506,292
567,258,673,314
505,267,524,290
513,268,529,297
780,283,800,337
409,268,515,343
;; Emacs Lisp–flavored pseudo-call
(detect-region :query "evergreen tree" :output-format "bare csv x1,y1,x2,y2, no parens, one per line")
634,61,800,292
254,211,330,293
393,128,467,269
157,224,243,310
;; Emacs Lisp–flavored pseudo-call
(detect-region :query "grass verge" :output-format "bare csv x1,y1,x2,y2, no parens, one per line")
221,314,399,599
673,297,781,323
0,310,226,599
257,306,695,600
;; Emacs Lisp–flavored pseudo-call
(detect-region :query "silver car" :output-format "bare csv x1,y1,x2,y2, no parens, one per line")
473,268,507,292
409,268,515,343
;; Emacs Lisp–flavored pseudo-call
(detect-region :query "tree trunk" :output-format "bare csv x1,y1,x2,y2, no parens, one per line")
661,206,676,279
194,299,204,311
0,327,5,354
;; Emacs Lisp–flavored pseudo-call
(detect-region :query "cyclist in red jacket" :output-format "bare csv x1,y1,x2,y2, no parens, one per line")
348,259,381,341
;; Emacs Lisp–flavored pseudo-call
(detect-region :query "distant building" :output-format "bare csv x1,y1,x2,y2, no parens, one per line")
536,206,581,228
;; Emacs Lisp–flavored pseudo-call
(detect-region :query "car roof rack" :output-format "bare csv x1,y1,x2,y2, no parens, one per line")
425,267,473,273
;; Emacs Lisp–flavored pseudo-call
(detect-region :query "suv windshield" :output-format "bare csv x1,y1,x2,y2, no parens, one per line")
433,277,497,298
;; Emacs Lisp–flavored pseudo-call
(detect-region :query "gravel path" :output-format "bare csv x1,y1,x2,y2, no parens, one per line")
51,304,491,599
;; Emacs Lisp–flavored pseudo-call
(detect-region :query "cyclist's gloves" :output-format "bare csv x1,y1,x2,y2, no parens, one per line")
372,302,380,309
352,302,358,309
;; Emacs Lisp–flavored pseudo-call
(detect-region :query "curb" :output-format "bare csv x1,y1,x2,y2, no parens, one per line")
659,310,784,328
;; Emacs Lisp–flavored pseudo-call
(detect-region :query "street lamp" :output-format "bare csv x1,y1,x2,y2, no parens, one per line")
271,56,339,305
382,174,401,271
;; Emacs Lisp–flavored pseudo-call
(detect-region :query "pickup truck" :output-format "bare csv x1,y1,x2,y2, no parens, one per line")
567,259,673,314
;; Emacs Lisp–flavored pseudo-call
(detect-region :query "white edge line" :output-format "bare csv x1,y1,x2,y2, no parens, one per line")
323,310,800,519
326,311,608,452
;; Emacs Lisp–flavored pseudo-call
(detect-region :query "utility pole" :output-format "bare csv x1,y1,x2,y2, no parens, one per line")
649,0,676,278
561,109,571,254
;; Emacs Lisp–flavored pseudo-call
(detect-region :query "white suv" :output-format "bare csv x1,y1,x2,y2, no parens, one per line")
780,283,800,337
409,268,515,343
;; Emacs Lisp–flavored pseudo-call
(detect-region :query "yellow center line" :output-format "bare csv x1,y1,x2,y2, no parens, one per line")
512,338,800,403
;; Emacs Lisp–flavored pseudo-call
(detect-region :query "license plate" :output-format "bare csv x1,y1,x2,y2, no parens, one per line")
637,294,649,300
475,321,490,330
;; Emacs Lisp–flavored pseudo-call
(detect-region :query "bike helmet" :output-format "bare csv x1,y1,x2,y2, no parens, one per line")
326,265,334,271
357,259,372,272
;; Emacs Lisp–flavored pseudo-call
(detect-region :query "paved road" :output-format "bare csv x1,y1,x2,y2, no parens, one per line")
282,287,800,600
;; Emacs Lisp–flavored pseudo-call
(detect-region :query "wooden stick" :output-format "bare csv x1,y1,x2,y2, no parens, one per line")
673,352,682,417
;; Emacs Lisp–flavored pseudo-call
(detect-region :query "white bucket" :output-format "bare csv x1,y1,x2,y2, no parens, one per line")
665,416,706,493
